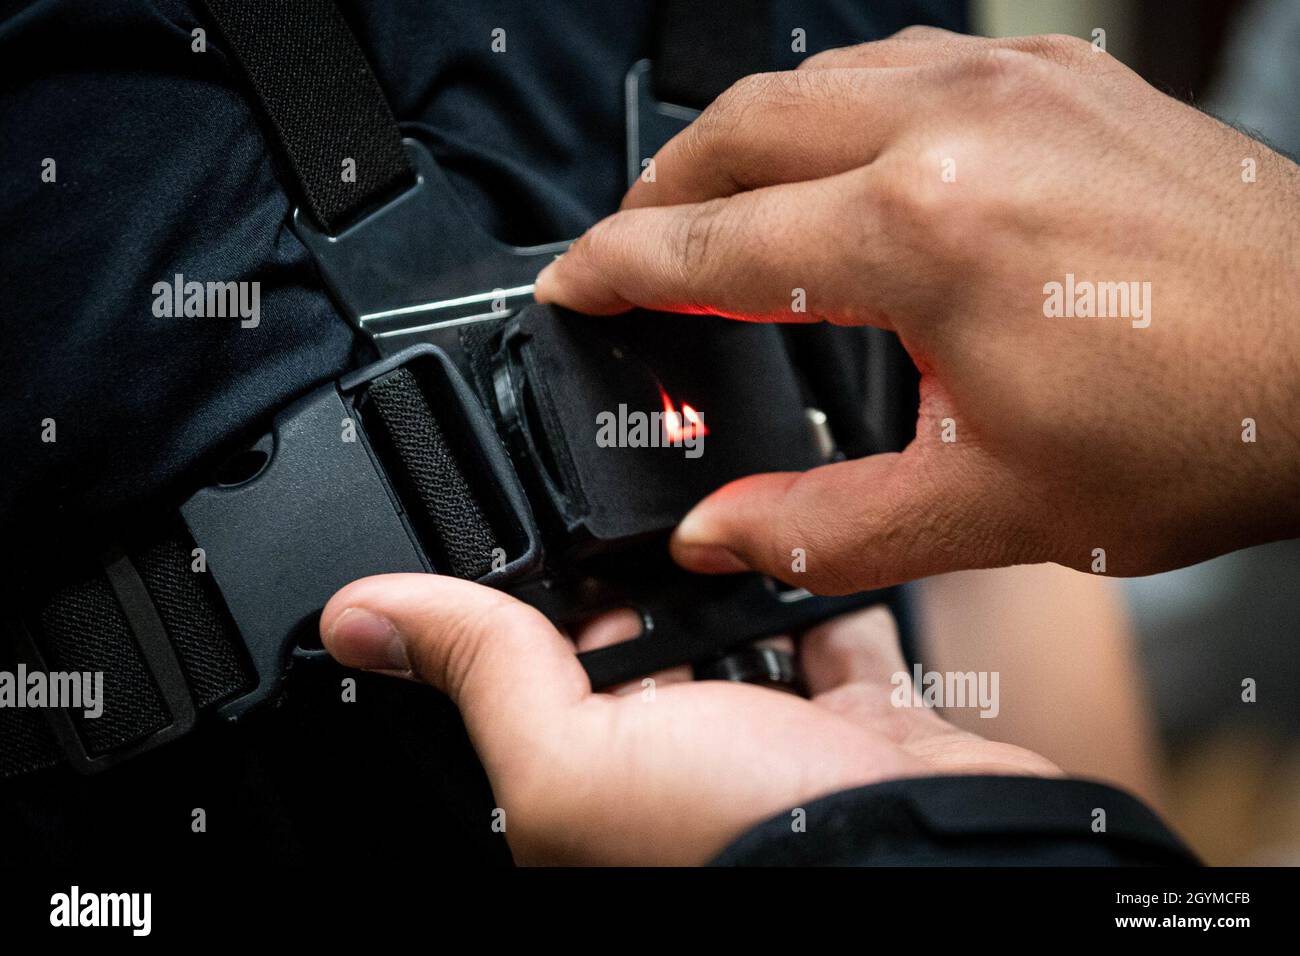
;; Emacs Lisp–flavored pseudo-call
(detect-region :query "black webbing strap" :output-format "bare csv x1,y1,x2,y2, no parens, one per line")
202,0,414,234
652,0,773,109
0,646,59,776
0,364,511,778
0,531,253,778
362,367,499,580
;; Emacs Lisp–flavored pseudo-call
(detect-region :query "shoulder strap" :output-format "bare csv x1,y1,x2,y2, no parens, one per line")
201,0,413,234
652,0,773,109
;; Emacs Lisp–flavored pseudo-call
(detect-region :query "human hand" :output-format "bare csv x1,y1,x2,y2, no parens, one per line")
320,573,1057,865
535,27,1300,592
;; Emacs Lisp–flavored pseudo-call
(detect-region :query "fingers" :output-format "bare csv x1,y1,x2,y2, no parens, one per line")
619,67,916,211
624,26,1091,215
621,25,1074,218
572,611,796,695
321,574,590,753
535,165,899,326
670,443,1039,593
571,607,645,654
800,26,1101,74
571,608,693,693
798,25,981,71
799,605,943,741
800,605,905,696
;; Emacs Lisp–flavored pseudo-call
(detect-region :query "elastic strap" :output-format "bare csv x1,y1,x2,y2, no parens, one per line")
202,0,414,234
652,0,772,108
0,530,253,778
361,367,500,580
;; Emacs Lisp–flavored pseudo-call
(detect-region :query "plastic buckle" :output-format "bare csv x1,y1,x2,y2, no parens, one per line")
180,344,540,720
13,550,197,774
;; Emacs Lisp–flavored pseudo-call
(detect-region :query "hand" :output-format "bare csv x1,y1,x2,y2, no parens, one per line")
320,573,1058,865
535,27,1300,593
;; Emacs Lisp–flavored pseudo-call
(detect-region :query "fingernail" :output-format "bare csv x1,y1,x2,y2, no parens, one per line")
534,255,563,303
672,510,749,572
672,542,750,573
674,506,719,545
326,607,408,671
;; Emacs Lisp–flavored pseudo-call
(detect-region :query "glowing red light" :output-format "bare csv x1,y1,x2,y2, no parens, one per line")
660,387,708,442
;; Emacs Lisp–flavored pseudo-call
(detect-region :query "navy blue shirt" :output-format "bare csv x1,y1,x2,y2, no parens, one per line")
1,0,961,549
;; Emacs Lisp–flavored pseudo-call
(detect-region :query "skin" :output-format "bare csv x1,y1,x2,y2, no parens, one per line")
323,29,1300,863
321,575,1057,865
536,26,1300,592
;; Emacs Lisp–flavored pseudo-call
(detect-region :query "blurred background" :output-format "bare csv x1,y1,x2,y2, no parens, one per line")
968,0,1300,865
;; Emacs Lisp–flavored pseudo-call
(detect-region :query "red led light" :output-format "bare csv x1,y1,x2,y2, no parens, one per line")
660,387,708,442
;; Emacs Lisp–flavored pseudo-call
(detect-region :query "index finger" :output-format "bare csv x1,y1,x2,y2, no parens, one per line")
534,165,903,328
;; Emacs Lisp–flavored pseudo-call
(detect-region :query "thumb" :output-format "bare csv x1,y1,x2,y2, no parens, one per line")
669,447,1028,592
321,574,590,752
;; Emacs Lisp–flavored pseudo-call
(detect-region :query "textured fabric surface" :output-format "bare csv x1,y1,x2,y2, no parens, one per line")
364,367,497,579
132,535,251,709
0,638,60,778
0,708,58,778
653,0,772,108
0,534,252,775
510,307,823,541
35,572,170,756
201,0,413,233
713,776,1200,866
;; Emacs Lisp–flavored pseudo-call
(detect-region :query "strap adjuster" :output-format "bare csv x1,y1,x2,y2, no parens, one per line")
291,139,569,357
180,344,541,720
14,550,197,774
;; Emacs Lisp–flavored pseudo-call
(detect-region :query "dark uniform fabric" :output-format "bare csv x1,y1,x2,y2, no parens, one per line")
1,0,1191,868
0,0,960,552
713,777,1198,866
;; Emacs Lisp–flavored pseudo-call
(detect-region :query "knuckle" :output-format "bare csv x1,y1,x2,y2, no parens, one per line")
797,46,838,69
575,214,621,265
1020,32,1097,64
715,69,835,135
956,45,1082,122
965,46,1037,85
777,477,863,595
778,65,836,101
671,198,728,289
433,616,486,699
709,71,777,124
870,158,971,252
683,73,783,164
892,24,951,42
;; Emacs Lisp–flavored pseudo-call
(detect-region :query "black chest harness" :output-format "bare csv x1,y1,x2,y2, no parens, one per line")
1,0,917,777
